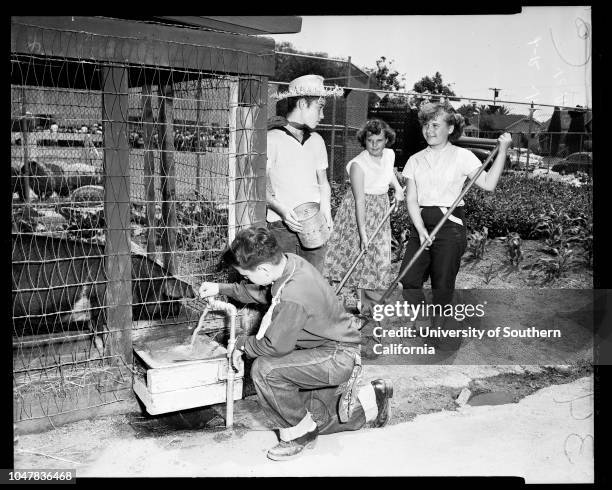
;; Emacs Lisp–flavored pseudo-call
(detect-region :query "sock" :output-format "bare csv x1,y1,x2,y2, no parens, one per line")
279,411,317,442
357,383,378,423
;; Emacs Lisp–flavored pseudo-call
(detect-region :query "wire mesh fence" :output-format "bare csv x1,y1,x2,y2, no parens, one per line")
11,23,591,425
11,18,268,424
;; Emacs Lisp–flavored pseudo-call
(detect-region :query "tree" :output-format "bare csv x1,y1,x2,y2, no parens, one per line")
273,42,348,83
413,72,455,96
486,104,511,115
456,104,478,125
368,56,408,106
371,56,405,92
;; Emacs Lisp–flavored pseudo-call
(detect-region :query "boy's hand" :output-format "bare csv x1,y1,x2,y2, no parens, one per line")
323,209,334,231
199,282,220,298
230,347,244,372
281,207,304,233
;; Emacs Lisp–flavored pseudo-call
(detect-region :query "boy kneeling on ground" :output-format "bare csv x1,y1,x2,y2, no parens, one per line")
199,226,393,461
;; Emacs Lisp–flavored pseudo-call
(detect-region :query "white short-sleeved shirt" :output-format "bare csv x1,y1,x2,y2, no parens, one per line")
346,148,395,195
402,143,485,207
266,128,328,222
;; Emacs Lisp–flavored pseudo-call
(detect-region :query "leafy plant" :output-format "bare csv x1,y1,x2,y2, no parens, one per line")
530,204,591,266
482,263,499,285
528,244,576,285
330,180,350,218
464,174,592,242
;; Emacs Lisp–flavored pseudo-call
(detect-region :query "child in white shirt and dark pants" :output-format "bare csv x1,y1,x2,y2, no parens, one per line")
400,102,512,341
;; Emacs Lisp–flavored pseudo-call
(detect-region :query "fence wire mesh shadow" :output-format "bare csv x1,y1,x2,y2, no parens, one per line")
11,21,267,425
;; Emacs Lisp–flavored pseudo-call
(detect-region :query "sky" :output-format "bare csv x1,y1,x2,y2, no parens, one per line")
269,7,592,119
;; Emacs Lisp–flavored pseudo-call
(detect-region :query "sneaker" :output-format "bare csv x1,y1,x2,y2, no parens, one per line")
370,379,393,428
266,427,319,461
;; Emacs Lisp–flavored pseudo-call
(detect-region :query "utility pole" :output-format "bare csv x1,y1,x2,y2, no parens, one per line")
489,87,502,107
343,56,351,169
471,100,480,138
526,102,538,172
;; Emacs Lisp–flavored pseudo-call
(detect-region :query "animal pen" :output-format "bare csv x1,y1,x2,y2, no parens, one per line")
10,16,280,431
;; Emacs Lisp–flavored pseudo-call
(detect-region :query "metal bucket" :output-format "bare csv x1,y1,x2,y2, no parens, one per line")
293,202,330,249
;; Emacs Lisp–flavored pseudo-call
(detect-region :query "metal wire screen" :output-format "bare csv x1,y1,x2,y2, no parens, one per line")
11,19,267,425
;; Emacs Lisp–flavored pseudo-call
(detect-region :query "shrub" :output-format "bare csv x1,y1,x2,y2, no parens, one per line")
330,180,350,218
463,174,592,239
527,244,576,285
330,173,592,264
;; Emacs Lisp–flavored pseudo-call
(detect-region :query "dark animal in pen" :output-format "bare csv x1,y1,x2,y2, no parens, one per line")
505,232,523,267
12,161,103,201
12,234,196,346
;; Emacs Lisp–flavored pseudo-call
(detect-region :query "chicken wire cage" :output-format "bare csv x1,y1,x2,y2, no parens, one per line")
11,16,270,427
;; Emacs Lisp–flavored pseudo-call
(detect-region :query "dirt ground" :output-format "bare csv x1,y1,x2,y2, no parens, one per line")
394,238,592,290
455,238,592,289
13,365,594,481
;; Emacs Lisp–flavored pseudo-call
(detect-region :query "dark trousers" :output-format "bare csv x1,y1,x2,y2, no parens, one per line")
399,207,467,311
250,342,366,436
267,220,327,274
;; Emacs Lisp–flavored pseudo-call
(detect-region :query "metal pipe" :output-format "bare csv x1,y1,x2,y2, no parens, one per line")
201,298,238,429
455,136,499,149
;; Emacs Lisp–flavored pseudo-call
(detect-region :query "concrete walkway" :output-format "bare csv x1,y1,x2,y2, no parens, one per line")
15,375,593,482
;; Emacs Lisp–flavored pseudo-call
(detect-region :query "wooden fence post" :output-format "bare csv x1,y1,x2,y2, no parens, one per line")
236,77,267,230
142,84,157,256
196,77,202,198
102,65,132,365
158,83,177,276
19,88,32,202
330,96,337,184
228,79,238,242
343,57,351,164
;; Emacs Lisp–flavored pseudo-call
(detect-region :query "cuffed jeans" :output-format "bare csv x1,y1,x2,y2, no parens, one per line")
250,342,369,437
267,220,327,274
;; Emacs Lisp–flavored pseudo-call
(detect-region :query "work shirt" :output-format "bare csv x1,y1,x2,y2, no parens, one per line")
219,254,361,358
346,148,395,195
402,143,486,207
266,128,328,223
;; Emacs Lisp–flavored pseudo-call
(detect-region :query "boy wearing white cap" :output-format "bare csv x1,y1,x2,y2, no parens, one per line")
267,74,343,273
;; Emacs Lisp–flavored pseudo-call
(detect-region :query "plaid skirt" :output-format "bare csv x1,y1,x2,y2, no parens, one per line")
324,190,393,290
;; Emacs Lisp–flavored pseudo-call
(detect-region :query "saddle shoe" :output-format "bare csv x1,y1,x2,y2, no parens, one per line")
267,426,319,461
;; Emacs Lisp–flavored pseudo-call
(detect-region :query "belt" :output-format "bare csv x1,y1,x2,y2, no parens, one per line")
420,206,464,226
